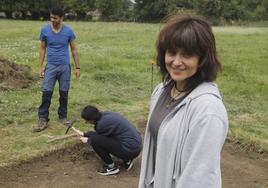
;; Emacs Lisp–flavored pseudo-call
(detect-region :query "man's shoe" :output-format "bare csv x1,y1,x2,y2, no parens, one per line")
58,118,71,126
98,165,119,176
123,159,134,171
33,118,49,133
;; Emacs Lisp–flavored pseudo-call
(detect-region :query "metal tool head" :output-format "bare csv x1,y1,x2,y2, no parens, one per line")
64,120,76,134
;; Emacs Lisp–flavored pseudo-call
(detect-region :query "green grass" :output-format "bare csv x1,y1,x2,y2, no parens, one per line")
0,20,267,166
214,26,268,152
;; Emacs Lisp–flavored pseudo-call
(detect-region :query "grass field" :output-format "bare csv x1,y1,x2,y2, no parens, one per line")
0,20,267,167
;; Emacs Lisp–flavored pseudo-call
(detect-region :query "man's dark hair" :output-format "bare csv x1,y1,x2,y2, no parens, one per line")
156,15,221,91
81,105,102,123
50,6,64,17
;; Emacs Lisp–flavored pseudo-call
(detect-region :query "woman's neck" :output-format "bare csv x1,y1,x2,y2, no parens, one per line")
175,81,185,92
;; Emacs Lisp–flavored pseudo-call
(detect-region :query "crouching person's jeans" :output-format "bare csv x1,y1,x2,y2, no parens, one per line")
89,132,141,164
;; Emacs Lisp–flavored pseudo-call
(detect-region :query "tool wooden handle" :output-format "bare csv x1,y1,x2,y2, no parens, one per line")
48,133,77,142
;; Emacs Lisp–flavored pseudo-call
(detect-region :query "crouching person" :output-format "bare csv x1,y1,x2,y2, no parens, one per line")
74,105,142,176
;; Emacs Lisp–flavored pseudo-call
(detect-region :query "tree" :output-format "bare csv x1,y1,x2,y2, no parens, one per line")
221,0,244,21
238,0,266,20
63,0,95,20
95,0,124,21
195,0,223,24
134,0,197,22
134,0,171,22
0,0,16,18
258,0,268,20
0,0,266,21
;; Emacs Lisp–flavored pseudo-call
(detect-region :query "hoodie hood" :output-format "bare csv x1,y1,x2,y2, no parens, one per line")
187,82,222,100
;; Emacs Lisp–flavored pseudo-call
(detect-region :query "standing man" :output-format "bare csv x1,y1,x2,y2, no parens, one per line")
33,6,80,132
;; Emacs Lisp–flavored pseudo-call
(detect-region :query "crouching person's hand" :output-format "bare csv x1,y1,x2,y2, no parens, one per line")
80,136,89,144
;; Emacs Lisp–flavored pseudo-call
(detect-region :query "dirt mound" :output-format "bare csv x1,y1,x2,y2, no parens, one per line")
0,58,37,90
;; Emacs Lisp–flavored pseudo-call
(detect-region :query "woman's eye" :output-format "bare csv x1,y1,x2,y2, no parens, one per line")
182,54,191,58
181,51,194,58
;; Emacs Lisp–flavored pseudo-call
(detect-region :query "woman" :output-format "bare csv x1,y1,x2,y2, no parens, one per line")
139,15,228,188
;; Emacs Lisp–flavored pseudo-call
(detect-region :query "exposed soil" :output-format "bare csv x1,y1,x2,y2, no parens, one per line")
0,125,267,188
0,58,37,90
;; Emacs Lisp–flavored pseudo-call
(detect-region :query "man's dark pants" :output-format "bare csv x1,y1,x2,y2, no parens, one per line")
38,64,71,121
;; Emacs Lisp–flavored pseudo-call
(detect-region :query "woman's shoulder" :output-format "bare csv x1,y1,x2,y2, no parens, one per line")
188,93,227,123
187,82,227,117
192,93,224,108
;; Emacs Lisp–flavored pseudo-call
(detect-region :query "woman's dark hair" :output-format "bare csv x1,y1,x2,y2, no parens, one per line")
50,6,64,17
81,105,102,123
156,15,221,91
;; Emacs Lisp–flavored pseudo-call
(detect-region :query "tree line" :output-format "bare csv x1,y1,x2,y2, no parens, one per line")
0,0,267,24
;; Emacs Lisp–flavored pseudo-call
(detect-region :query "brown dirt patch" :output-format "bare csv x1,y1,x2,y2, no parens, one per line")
0,123,267,188
221,142,268,188
0,58,37,90
0,144,142,188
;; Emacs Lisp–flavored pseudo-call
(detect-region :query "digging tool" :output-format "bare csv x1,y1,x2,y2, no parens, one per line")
64,120,76,134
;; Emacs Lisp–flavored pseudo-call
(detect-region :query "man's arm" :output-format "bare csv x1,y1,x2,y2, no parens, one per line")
72,127,91,144
38,41,46,78
70,40,80,79
71,126,84,136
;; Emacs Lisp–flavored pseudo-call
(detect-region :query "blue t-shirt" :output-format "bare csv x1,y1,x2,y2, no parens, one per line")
40,24,76,65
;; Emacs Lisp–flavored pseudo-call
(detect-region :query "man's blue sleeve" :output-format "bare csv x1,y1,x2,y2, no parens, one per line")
39,26,46,41
69,28,76,42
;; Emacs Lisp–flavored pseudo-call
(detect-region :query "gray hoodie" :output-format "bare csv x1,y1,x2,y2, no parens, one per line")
139,82,228,188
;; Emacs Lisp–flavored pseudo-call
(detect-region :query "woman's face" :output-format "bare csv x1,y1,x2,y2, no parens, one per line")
165,49,199,86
